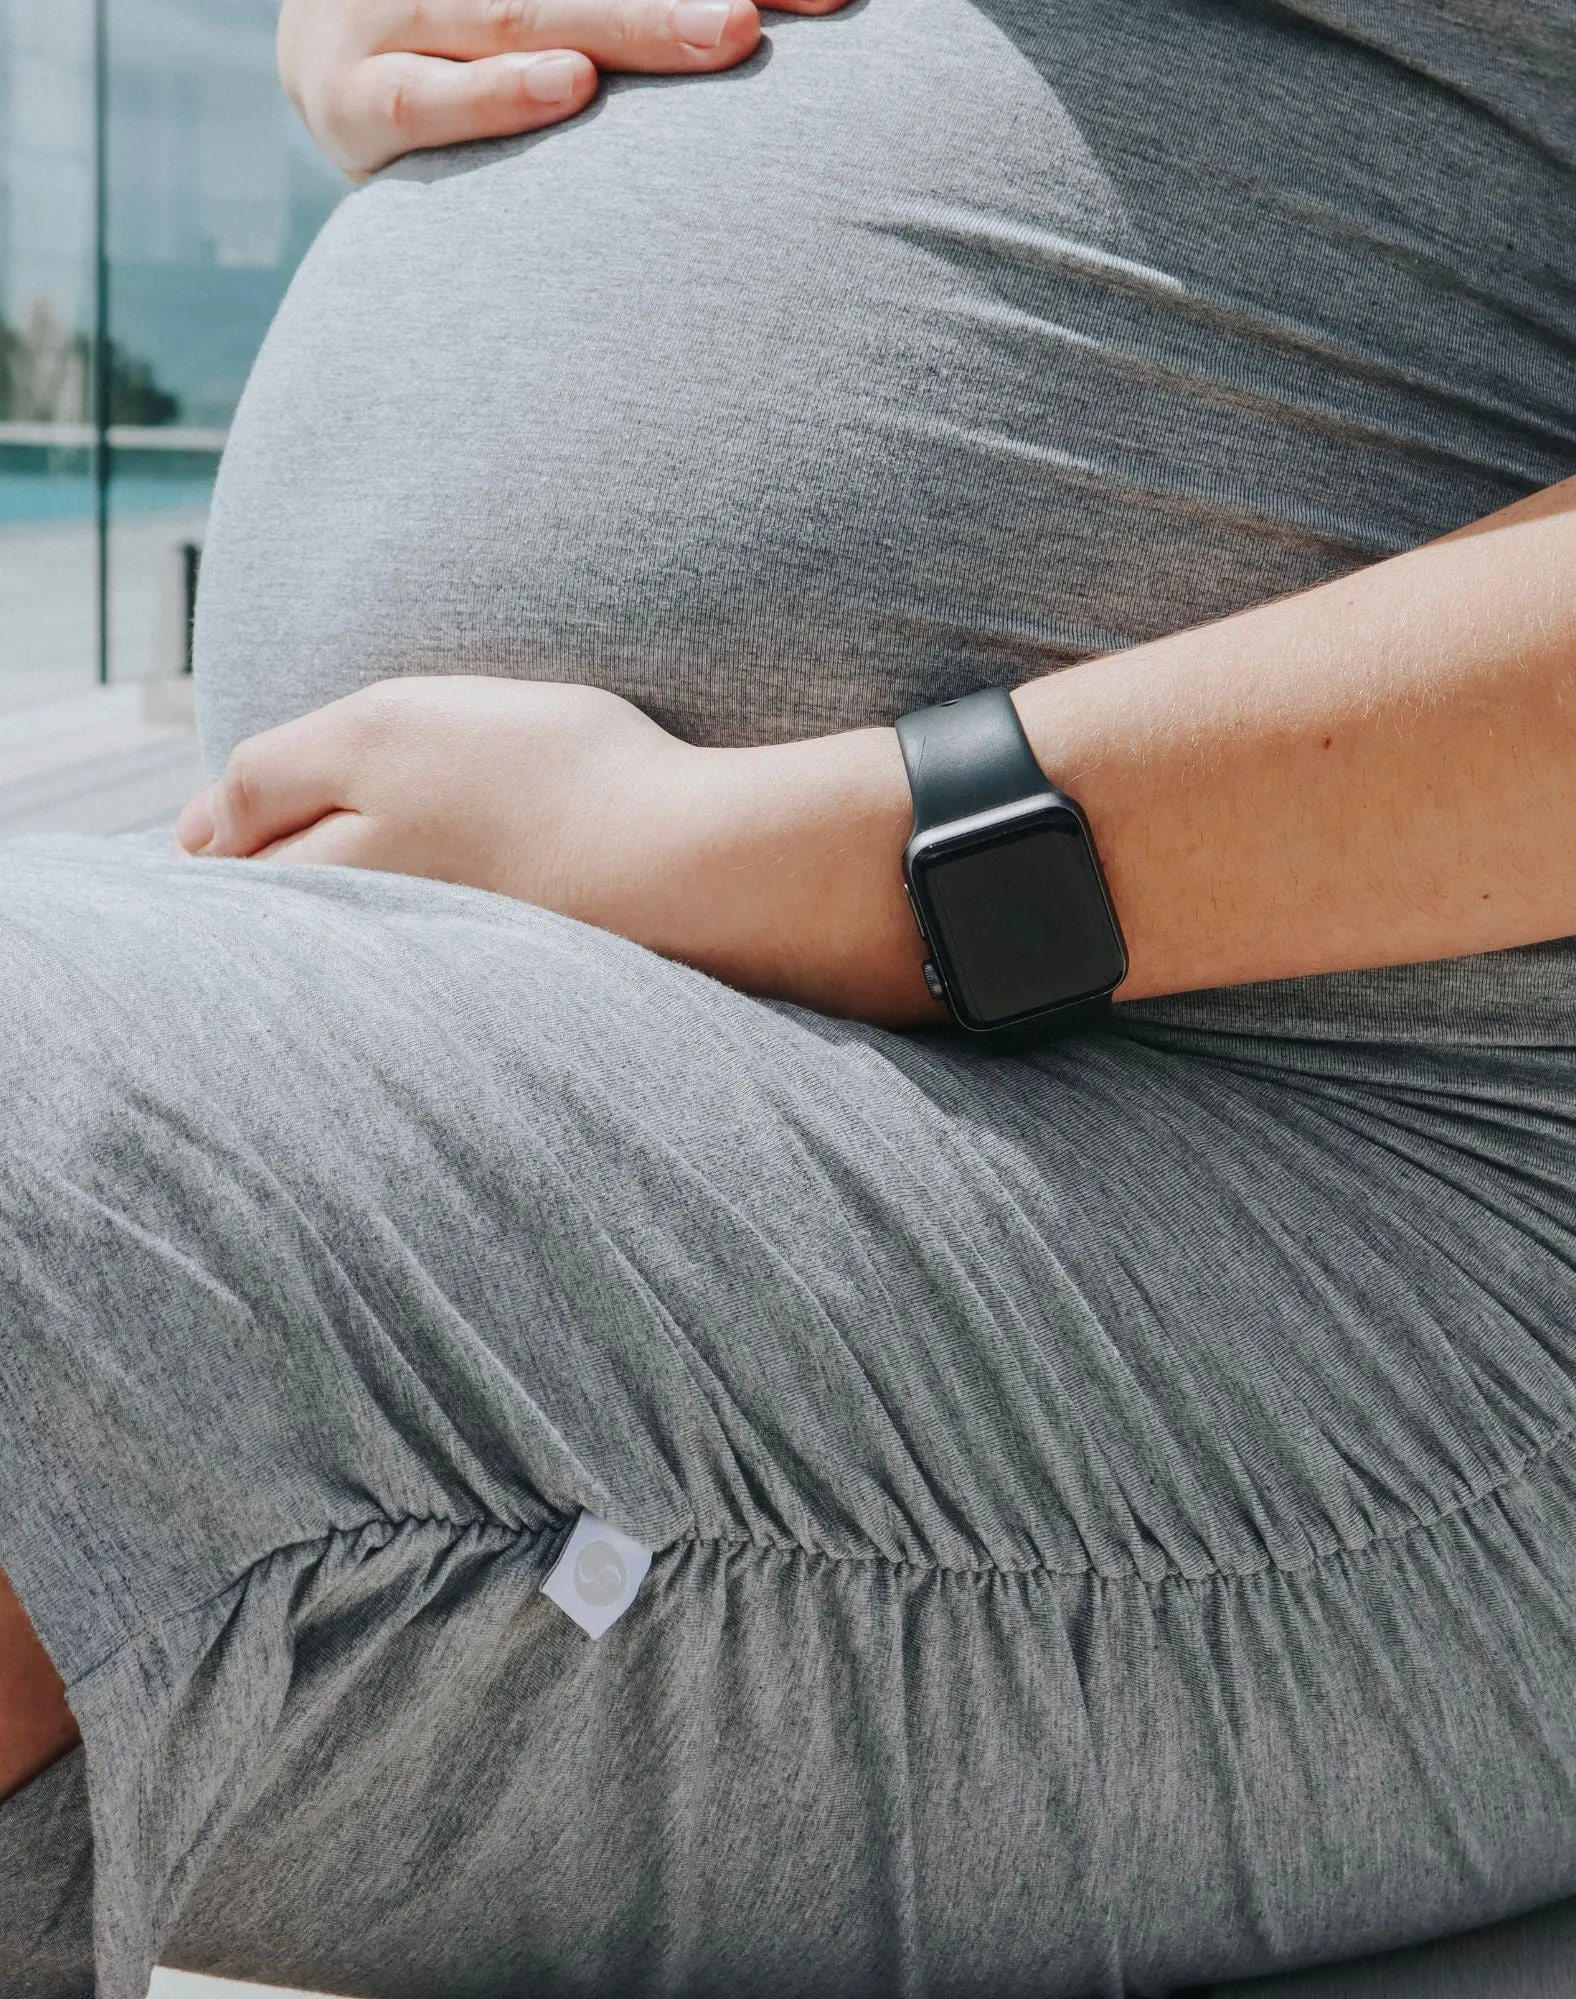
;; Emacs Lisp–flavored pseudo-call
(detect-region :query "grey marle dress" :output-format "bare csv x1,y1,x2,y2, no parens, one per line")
3,2,1576,1996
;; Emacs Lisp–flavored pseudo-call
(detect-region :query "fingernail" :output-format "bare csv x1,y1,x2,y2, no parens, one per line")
673,0,735,50
514,51,581,104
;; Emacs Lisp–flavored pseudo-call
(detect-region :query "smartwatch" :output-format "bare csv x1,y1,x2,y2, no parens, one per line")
896,687,1127,1050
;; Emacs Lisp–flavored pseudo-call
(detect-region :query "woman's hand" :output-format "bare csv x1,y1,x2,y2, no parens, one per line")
176,678,930,1025
281,0,856,177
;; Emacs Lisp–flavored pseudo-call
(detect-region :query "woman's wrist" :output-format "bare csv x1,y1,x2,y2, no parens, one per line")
669,726,935,1026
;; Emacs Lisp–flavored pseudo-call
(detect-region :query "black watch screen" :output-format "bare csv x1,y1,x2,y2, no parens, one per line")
909,801,1125,1032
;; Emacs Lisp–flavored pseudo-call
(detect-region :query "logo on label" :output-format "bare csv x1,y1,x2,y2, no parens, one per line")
574,1539,628,1608
541,1510,655,1640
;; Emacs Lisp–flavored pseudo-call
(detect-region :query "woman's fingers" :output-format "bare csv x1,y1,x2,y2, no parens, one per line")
349,0,765,66
340,48,599,165
304,3,762,177
253,811,379,868
177,702,372,859
282,0,858,175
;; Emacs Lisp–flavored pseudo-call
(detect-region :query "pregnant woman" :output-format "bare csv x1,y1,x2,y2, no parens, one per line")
3,2,1576,1994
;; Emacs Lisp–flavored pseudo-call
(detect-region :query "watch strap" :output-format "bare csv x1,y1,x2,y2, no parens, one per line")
895,688,1052,833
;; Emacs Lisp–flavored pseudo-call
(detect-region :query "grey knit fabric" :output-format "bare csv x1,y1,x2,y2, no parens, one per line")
0,1753,92,1999
199,0,1576,770
3,1,1576,1996
4,839,1576,1998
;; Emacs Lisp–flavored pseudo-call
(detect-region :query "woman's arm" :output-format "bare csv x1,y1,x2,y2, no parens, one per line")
281,0,855,177
1017,475,1576,1004
177,477,1576,1025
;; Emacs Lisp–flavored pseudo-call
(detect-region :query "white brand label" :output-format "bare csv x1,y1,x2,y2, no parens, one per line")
541,1511,653,1640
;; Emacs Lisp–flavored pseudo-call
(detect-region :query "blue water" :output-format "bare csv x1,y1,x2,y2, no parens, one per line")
0,472,217,524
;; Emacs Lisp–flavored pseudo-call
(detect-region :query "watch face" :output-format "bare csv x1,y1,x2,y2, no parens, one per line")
912,808,1125,1030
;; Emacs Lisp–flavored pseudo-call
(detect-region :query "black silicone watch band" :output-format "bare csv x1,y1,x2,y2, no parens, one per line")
896,687,1117,1049
895,688,1052,832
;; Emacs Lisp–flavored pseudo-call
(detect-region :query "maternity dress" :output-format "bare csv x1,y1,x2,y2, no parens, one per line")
2,2,1575,1994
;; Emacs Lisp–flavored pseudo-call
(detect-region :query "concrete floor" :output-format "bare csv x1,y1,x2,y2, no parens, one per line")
0,509,209,838
0,674,206,837
0,505,211,689
0,507,209,843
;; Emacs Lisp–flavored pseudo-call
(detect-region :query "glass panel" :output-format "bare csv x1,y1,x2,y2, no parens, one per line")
0,0,97,703
106,0,341,685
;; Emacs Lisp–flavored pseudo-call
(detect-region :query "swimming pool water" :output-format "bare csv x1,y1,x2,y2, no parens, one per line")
0,473,217,526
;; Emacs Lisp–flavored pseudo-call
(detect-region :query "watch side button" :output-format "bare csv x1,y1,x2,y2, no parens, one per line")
922,961,947,1004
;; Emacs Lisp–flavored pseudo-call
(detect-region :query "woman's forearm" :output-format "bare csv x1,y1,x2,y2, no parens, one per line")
1022,477,1576,1004
180,479,1576,1029
708,477,1576,1023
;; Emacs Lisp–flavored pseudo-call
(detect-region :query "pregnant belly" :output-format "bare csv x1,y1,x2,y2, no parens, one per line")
194,0,1574,765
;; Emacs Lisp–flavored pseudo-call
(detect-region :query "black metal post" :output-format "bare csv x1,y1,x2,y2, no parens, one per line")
181,540,201,674
92,0,110,684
